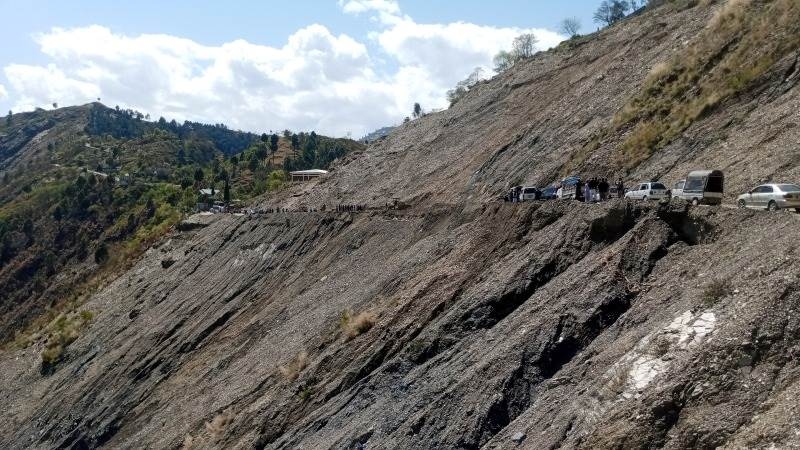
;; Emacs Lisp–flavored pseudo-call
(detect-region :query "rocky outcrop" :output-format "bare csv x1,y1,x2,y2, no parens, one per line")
2,201,800,449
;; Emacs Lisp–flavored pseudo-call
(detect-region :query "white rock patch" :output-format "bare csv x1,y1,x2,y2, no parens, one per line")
601,310,718,400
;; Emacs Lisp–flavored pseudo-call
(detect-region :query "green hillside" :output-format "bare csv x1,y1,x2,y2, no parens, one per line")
0,103,364,345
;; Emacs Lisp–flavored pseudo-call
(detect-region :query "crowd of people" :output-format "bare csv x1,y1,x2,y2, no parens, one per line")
578,177,625,202
336,204,366,212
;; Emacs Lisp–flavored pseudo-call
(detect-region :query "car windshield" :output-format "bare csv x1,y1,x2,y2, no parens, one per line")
651,183,666,190
685,178,704,191
777,184,800,192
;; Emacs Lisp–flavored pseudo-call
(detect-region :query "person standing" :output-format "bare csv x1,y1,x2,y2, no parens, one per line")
583,181,591,203
586,177,597,202
599,178,609,201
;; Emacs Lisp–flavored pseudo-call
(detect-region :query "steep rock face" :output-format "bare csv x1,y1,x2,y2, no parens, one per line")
3,1,800,449
4,202,800,449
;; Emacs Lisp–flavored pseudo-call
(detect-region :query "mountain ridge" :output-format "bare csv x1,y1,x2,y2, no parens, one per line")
2,0,800,449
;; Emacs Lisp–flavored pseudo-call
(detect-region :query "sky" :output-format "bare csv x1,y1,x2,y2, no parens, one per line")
0,0,599,137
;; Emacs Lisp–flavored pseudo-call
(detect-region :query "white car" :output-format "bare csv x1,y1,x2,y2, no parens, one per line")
737,184,800,212
624,182,669,201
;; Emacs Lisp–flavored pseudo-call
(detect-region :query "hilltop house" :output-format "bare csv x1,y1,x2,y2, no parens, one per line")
290,169,328,183
198,188,220,197
197,187,221,211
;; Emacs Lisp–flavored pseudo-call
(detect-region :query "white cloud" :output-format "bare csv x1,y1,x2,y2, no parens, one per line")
0,84,7,100
375,18,563,86
2,3,564,136
338,0,400,16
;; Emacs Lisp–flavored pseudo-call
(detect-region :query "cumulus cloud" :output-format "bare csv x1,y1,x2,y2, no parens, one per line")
2,2,564,136
0,84,7,100
338,0,400,16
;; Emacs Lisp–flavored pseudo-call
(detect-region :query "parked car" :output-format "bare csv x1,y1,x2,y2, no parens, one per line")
672,170,724,205
521,186,541,201
737,184,800,211
624,182,669,201
559,176,581,200
541,187,559,200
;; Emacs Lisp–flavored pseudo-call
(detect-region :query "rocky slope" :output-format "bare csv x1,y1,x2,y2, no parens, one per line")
2,0,800,449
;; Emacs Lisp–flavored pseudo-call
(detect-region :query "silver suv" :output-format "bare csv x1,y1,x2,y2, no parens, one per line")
737,184,800,211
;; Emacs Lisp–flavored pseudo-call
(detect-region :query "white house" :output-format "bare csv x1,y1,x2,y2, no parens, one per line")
289,169,329,183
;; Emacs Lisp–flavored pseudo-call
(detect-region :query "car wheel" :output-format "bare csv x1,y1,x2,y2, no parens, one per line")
691,198,700,206
738,199,746,209
768,201,779,212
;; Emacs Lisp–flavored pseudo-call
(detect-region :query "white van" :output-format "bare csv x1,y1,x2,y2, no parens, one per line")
673,170,724,205
521,187,540,201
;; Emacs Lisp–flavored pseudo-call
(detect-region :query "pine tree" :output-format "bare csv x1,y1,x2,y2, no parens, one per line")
223,175,231,204
194,168,204,187
270,134,279,166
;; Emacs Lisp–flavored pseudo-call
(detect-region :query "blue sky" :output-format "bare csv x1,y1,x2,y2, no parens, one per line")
0,0,600,135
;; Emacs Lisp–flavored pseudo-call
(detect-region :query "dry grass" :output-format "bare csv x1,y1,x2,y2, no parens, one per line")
340,310,377,340
39,310,94,371
598,360,632,401
205,410,234,439
644,61,674,85
182,434,196,449
612,0,800,169
279,351,309,381
708,0,752,30
182,409,235,449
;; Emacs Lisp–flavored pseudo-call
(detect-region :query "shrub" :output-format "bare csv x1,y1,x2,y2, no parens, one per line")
94,243,109,264
298,386,314,402
204,410,234,440
40,310,94,373
340,310,377,340
702,279,732,307
279,351,309,381
649,334,672,357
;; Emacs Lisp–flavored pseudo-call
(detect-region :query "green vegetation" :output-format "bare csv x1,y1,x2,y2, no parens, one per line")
40,310,94,373
594,1,641,27
702,279,732,307
447,68,486,106
87,104,256,155
613,0,800,169
0,103,364,350
298,385,314,402
492,33,539,74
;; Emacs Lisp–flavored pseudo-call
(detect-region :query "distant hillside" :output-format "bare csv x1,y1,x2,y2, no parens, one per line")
0,103,363,344
360,126,396,143
85,104,258,156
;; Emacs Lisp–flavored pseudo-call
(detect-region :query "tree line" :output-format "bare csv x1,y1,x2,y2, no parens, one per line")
86,104,258,156
442,0,649,107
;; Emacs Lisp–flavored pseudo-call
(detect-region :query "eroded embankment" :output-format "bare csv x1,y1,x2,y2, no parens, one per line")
2,201,799,450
